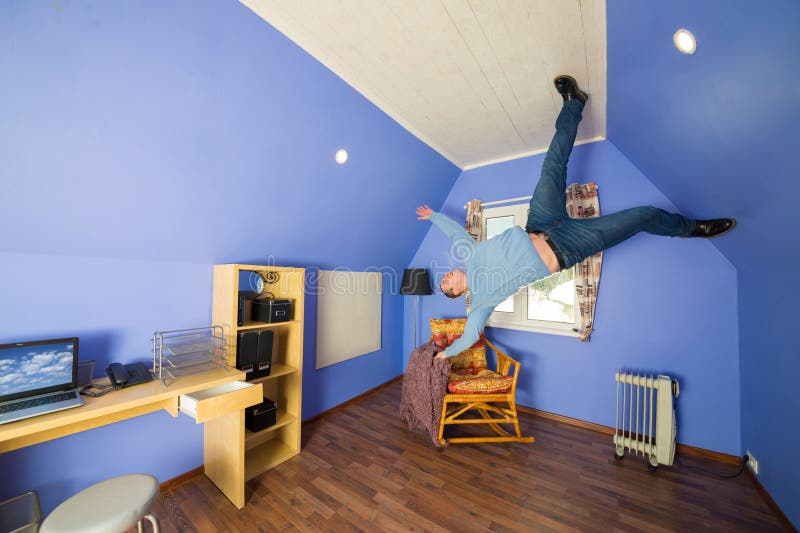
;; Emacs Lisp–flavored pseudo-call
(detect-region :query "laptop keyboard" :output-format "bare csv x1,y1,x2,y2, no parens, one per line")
0,391,77,414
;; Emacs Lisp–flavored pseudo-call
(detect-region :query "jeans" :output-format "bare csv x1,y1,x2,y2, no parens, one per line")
525,100,696,269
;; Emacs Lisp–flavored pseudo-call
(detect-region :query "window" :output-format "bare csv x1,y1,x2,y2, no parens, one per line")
481,203,581,337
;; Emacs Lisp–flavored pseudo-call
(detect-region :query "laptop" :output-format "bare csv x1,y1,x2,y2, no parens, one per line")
0,337,84,425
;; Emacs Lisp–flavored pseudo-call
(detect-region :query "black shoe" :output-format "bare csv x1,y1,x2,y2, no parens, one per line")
684,218,737,238
554,75,588,103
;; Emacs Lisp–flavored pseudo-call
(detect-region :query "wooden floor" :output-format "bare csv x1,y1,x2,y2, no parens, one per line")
148,380,788,532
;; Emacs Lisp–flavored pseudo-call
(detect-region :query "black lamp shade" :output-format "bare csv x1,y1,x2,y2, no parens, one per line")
400,268,432,295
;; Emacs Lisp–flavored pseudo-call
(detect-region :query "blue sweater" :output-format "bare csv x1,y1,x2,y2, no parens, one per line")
430,211,550,357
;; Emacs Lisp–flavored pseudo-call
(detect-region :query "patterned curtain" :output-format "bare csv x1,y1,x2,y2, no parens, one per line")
464,199,483,313
465,199,483,242
565,183,602,342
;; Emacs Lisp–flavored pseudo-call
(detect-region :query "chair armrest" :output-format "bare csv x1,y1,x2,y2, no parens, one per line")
484,338,522,378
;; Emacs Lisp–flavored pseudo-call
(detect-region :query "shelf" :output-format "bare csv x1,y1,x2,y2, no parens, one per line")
212,263,304,492
0,367,246,454
245,410,297,448
245,439,297,480
247,363,297,383
237,319,300,331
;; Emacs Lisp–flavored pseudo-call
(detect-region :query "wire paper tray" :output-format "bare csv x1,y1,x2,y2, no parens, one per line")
152,326,228,386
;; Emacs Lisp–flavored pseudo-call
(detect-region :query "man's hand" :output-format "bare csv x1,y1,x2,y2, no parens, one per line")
434,351,448,360
416,205,433,220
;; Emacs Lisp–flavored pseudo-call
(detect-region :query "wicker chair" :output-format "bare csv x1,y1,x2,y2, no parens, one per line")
431,318,535,445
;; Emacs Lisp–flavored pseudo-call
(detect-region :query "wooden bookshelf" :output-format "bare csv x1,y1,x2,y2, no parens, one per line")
211,264,304,483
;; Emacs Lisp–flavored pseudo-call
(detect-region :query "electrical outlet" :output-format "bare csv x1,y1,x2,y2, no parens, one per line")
746,450,759,475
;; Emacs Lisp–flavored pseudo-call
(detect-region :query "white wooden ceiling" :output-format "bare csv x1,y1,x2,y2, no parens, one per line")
241,0,606,170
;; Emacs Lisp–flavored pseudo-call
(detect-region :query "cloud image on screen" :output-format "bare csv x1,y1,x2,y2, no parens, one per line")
0,342,74,397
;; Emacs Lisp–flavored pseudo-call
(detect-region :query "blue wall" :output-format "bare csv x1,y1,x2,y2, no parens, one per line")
739,266,800,523
0,0,459,513
607,0,800,525
407,140,740,454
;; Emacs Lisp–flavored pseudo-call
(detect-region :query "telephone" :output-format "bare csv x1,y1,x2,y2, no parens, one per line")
106,362,153,389
80,361,153,397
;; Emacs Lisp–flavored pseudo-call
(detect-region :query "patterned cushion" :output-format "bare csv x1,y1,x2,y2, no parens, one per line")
429,318,487,371
447,372,513,394
430,319,512,394
447,368,498,381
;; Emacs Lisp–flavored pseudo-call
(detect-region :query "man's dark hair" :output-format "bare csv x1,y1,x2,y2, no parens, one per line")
441,285,459,299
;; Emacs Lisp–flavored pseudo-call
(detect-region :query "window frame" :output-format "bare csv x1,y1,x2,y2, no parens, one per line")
480,203,582,338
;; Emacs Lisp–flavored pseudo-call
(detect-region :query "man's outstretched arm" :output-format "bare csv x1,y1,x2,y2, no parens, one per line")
416,205,475,259
436,306,493,359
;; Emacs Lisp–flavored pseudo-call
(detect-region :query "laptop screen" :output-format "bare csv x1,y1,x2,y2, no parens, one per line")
0,337,78,402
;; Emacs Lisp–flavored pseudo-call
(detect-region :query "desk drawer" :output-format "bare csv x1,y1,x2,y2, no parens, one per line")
179,381,262,423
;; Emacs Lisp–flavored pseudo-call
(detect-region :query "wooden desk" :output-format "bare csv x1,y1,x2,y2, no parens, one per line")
0,368,262,508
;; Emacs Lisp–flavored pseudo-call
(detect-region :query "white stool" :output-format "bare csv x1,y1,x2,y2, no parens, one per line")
41,474,160,533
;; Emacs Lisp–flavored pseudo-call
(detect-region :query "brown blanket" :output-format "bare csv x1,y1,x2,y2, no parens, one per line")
400,342,450,448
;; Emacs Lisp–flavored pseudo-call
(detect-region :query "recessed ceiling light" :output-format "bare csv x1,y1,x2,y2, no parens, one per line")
673,29,696,55
335,149,348,164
